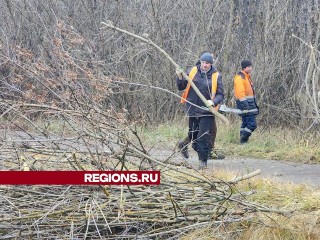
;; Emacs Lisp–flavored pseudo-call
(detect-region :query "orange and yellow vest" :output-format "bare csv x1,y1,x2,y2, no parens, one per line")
180,66,219,110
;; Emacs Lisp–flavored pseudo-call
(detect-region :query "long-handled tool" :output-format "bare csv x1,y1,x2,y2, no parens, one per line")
218,104,258,114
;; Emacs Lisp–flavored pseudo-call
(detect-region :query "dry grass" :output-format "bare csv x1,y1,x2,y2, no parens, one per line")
181,168,320,240
216,120,320,163
1,116,319,239
138,120,320,163
137,121,320,238
238,211,320,240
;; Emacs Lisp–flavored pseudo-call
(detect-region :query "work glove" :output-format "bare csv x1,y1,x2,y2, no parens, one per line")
175,67,184,79
242,109,249,114
206,100,214,107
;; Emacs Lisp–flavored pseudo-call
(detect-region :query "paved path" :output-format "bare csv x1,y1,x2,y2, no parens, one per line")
149,149,320,188
2,129,319,188
206,157,320,188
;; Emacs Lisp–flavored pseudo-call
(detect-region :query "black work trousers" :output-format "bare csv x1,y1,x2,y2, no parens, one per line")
188,116,214,161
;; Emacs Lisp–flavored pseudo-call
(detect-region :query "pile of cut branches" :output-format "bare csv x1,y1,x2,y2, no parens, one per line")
0,24,285,238
0,100,285,239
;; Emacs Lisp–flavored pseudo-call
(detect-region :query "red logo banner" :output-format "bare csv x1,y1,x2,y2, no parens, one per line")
0,171,160,185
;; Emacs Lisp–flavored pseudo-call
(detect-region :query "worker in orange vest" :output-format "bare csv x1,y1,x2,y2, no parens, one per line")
176,52,224,169
177,52,225,160
233,60,259,144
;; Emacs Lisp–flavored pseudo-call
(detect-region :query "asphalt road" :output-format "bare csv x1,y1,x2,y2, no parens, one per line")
206,157,320,188
2,129,319,188
150,149,320,188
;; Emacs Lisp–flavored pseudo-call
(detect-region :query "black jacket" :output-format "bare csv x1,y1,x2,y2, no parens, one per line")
176,65,224,117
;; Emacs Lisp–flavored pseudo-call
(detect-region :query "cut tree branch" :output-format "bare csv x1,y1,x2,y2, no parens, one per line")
100,21,229,125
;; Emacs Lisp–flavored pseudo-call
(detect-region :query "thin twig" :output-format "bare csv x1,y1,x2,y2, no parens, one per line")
100,21,229,125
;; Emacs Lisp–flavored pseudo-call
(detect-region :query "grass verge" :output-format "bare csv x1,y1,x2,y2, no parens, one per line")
137,120,320,163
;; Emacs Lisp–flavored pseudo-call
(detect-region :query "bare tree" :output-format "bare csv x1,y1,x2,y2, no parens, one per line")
0,0,319,131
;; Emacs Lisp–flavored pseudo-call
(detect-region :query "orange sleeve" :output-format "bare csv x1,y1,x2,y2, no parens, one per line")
234,75,246,100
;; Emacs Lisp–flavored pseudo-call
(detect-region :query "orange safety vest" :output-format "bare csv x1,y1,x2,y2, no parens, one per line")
180,66,219,109
234,70,255,101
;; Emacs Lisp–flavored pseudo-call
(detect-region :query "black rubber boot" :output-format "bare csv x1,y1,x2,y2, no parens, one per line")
198,160,207,170
198,152,208,170
240,135,249,144
178,139,189,159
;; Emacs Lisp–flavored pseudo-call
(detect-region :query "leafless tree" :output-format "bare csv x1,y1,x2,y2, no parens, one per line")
0,0,318,131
